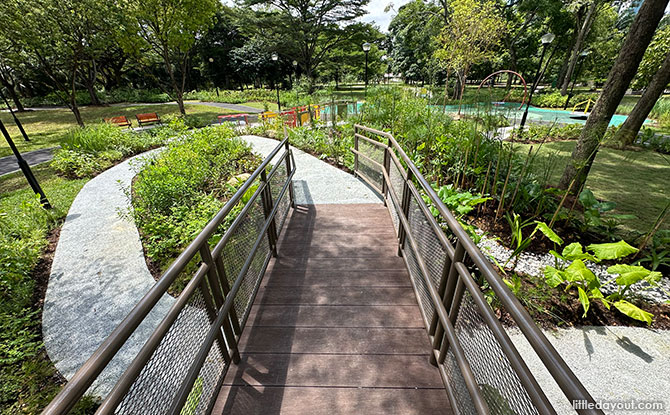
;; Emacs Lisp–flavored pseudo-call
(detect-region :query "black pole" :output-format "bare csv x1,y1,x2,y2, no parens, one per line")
364,51,369,96
276,83,281,112
0,88,30,142
519,43,549,131
563,57,586,110
0,119,51,208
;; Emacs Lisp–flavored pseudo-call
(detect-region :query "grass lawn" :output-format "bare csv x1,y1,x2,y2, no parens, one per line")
240,101,272,111
0,103,235,158
520,141,670,235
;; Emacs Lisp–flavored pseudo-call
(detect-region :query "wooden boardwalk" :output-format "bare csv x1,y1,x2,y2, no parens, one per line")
214,203,452,414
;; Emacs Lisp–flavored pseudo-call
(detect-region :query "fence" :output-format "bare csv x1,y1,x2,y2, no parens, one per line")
352,124,604,415
43,138,295,415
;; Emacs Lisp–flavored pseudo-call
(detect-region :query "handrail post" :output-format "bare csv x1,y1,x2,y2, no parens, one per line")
430,241,465,366
260,170,278,257
397,169,413,256
354,126,359,175
283,135,295,208
381,138,391,205
201,245,240,363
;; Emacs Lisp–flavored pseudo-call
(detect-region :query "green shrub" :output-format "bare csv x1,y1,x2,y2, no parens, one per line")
131,125,261,267
52,123,169,178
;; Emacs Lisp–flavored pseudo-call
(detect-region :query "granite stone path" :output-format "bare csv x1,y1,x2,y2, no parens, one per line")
0,147,57,176
43,150,174,396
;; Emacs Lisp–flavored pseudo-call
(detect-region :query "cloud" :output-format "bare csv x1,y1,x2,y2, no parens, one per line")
360,0,411,32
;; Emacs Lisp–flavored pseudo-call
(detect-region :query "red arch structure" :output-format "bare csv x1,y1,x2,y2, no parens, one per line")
477,70,528,110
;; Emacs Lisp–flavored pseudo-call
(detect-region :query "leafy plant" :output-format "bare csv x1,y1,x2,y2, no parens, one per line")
576,189,636,239
503,213,562,268
545,240,660,324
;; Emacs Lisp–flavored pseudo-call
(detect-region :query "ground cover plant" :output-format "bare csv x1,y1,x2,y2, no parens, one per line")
51,123,169,178
0,103,236,158
0,165,96,414
130,122,261,278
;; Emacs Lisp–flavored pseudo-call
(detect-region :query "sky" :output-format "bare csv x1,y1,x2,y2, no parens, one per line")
360,0,411,32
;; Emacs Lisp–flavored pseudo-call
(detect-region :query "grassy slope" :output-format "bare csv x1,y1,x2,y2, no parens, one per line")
0,103,235,158
521,141,670,234
0,164,88,414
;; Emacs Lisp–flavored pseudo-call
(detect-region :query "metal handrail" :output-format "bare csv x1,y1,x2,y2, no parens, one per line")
43,138,295,415
353,124,604,415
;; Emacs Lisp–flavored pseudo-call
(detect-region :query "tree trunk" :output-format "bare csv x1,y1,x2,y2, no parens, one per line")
556,24,580,89
613,50,670,146
558,0,669,192
561,2,598,95
0,75,25,111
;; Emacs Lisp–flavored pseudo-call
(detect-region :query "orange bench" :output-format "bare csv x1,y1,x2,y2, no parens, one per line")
135,112,162,127
103,116,132,128
218,113,249,125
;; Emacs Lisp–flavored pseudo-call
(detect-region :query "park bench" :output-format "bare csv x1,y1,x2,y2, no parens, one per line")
217,113,249,126
102,116,132,128
135,112,162,127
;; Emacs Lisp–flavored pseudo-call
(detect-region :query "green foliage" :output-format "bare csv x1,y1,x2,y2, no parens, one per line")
576,189,636,239
52,123,168,178
0,167,94,413
184,88,281,105
287,126,353,168
23,88,172,107
131,125,261,268
545,239,658,324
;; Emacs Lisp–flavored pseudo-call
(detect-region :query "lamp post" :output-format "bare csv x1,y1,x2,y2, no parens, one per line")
0,119,50,208
208,57,219,97
519,33,555,131
271,53,280,111
362,42,371,95
292,60,299,104
381,55,388,85
563,50,590,110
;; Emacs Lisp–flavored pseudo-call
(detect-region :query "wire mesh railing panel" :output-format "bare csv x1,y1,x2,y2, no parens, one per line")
406,195,447,289
235,235,272,328
443,347,478,415
115,289,223,415
220,197,266,321
188,342,228,415
402,235,435,326
453,291,539,415
269,163,291,235
357,139,385,190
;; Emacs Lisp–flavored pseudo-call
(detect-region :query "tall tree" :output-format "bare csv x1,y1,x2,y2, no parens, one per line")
121,0,219,115
1,0,120,126
388,0,441,84
558,0,670,191
434,0,506,112
559,0,607,95
242,0,369,85
613,24,670,145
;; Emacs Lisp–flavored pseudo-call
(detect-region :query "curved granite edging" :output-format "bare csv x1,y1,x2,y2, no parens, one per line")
42,150,175,397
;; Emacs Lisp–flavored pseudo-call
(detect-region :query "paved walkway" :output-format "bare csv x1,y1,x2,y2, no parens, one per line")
0,147,57,176
43,150,174,396
42,136,380,397
239,135,381,204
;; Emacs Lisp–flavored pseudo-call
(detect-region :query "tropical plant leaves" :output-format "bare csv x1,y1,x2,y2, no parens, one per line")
544,266,563,288
587,240,638,260
613,300,654,325
534,221,563,245
578,287,590,317
564,259,599,289
607,264,657,286
562,242,598,262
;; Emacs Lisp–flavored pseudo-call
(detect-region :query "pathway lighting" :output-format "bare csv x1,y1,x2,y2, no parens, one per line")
519,33,555,130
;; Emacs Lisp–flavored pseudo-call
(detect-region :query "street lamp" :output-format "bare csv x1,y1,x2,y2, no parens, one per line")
381,55,388,85
519,32,555,131
563,50,590,110
271,53,280,111
292,60,299,104
208,57,219,97
362,42,371,95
